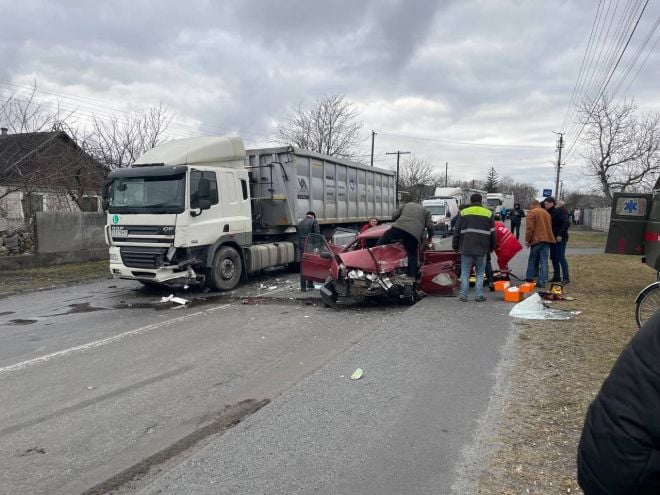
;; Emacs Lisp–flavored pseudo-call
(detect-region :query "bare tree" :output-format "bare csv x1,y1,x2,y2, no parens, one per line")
499,176,537,208
0,83,99,214
398,157,438,202
275,94,363,159
578,95,660,201
87,103,173,169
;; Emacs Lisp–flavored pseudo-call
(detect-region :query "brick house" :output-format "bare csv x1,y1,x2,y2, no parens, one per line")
0,128,106,230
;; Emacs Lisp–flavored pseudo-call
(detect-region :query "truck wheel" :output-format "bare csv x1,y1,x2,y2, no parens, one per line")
208,246,242,291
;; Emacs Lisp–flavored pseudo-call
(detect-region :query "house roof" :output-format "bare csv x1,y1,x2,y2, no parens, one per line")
0,131,70,174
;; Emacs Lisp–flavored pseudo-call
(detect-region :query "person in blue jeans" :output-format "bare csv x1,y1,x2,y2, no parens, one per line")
524,200,555,288
544,198,571,283
452,193,496,302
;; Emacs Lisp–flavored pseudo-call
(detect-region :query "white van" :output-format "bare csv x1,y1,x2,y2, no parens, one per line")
422,197,459,236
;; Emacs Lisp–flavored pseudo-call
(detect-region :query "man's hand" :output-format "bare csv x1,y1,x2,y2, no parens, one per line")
556,236,562,242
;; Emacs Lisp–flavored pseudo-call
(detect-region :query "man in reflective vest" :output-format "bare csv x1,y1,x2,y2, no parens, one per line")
452,193,496,302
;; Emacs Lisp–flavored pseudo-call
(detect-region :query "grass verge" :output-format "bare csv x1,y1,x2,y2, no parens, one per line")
565,228,608,248
0,260,110,298
476,253,655,494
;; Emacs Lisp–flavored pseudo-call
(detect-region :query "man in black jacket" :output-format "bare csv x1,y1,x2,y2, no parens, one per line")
577,310,660,494
452,193,496,302
297,211,320,291
509,203,525,240
544,197,571,283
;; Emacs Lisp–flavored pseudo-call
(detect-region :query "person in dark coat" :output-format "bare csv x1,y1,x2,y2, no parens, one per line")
577,310,660,494
297,211,320,291
544,197,571,283
376,202,434,278
509,203,525,240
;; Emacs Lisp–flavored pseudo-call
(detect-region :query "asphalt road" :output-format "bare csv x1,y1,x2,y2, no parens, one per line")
0,235,528,494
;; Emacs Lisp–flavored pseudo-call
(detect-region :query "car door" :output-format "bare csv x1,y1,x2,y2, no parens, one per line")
301,234,338,282
418,249,460,295
606,193,652,256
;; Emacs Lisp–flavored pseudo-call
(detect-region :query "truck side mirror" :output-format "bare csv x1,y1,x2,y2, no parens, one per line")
198,199,211,210
101,199,110,211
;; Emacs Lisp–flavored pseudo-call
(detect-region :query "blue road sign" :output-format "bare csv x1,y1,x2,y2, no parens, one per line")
542,189,552,197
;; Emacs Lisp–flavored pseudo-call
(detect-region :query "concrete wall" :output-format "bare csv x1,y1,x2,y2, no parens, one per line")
35,212,106,253
582,207,611,232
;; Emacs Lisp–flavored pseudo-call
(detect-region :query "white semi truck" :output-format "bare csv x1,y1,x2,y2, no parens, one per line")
102,136,396,290
486,192,515,216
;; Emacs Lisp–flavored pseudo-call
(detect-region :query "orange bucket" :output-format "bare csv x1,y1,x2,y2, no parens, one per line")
518,282,536,293
494,280,510,291
503,288,523,302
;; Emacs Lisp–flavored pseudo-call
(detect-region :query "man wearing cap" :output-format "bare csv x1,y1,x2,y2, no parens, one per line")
525,199,555,288
452,193,496,302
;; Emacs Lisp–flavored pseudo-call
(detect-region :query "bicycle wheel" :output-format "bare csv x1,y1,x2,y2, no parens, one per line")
636,282,660,329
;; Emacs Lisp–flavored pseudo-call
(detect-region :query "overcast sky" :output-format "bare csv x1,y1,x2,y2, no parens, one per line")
1,0,659,197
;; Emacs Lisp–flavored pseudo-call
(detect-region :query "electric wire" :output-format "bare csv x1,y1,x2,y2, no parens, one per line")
564,0,650,161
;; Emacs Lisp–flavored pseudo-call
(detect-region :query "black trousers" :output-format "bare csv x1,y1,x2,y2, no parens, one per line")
510,222,521,239
376,227,419,276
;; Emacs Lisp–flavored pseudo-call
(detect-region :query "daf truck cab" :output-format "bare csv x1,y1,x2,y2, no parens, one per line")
103,136,257,291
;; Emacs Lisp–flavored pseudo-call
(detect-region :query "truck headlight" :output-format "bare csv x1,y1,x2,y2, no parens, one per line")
109,252,120,262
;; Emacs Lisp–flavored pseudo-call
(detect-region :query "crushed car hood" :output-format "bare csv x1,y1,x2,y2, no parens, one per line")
338,244,408,273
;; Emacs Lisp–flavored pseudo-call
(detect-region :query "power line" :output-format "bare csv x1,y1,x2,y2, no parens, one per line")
377,130,553,150
564,0,650,161
560,0,604,133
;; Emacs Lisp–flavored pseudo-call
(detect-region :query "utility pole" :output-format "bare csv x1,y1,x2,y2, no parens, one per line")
386,150,411,207
553,132,563,198
370,130,376,167
445,161,448,187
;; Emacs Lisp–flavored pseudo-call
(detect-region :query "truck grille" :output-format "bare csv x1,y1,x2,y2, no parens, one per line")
111,225,175,244
120,247,169,268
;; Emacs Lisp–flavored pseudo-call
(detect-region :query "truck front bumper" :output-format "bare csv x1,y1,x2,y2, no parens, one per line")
108,247,200,285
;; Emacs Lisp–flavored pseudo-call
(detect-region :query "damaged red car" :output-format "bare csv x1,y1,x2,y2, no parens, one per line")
300,225,460,308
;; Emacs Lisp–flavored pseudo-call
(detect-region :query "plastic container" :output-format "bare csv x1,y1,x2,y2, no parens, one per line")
494,280,510,291
518,282,536,293
504,287,523,302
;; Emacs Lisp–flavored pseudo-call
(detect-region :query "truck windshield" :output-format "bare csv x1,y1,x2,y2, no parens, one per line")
426,205,447,216
109,175,186,213
487,198,502,207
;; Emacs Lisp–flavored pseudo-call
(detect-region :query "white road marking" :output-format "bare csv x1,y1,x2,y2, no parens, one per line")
0,303,231,375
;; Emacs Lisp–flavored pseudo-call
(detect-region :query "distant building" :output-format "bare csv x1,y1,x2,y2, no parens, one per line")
0,128,106,230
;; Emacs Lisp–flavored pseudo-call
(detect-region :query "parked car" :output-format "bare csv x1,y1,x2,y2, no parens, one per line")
300,224,460,308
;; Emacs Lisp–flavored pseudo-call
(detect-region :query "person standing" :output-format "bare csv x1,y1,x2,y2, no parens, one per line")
524,200,555,288
297,211,320,291
574,208,581,225
376,202,434,279
509,203,525,240
545,198,571,284
577,311,660,494
500,205,508,221
452,193,496,302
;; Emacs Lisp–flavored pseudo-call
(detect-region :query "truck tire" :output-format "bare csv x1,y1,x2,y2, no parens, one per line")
208,246,242,291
